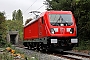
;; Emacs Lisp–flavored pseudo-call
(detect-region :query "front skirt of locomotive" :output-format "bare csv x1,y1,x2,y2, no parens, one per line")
47,37,78,51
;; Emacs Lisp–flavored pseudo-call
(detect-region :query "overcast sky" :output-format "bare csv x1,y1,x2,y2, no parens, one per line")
0,0,46,24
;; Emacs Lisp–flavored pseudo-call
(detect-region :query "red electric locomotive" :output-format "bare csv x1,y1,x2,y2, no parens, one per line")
23,11,78,52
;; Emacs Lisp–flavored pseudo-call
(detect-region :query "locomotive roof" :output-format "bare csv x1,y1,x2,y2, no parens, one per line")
24,11,46,27
24,11,72,27
46,10,72,14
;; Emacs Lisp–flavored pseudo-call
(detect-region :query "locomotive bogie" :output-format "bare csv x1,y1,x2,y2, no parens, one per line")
23,37,78,51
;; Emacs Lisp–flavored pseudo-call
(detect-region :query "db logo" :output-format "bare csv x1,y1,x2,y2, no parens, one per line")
60,28,65,34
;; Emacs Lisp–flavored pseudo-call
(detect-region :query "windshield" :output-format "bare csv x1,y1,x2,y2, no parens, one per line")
49,14,73,26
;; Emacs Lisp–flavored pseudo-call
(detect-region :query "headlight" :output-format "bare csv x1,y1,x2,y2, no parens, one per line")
70,31,73,34
50,28,55,34
54,28,58,32
70,28,74,34
67,28,74,34
50,28,58,34
67,28,71,32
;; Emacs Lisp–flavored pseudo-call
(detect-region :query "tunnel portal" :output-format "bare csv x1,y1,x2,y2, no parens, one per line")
10,34,17,44
7,31,19,45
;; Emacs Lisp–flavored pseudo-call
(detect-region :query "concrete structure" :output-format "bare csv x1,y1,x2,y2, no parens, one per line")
7,31,19,45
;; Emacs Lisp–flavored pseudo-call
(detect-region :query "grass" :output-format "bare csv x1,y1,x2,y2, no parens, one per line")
0,50,14,60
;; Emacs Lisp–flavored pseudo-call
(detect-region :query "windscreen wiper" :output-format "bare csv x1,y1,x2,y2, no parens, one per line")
54,15,63,25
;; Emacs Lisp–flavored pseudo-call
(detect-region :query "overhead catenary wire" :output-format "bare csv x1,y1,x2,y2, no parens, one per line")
23,0,45,25
24,0,37,14
37,4,45,10
26,4,45,19
26,14,32,19
23,0,37,23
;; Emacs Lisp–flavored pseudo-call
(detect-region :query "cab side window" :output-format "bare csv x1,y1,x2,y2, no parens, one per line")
41,17,44,24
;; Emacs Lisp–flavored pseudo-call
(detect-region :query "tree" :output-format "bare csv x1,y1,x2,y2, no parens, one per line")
11,9,23,40
12,10,16,20
0,11,7,47
16,9,23,21
45,0,76,12
6,20,23,40
0,11,6,37
25,18,32,25
12,9,23,22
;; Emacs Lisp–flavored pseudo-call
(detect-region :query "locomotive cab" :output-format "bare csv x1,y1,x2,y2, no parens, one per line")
45,11,78,51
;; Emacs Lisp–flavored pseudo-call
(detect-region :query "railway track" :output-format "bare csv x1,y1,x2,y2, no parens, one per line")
50,50,90,60
52,53,90,60
13,45,90,60
53,53,82,60
64,51,90,58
